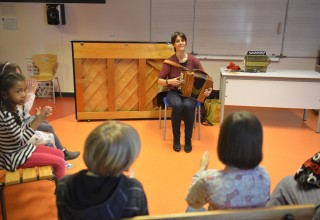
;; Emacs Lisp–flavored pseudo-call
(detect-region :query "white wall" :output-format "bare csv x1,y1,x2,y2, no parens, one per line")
0,0,151,92
0,0,318,92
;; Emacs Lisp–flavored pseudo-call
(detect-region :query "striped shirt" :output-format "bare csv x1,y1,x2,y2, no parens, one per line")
0,109,36,171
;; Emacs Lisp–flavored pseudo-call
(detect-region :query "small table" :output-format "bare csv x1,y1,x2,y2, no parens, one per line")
219,68,320,133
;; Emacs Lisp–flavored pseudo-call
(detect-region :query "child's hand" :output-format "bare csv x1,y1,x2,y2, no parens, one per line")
129,170,135,178
199,151,209,171
28,78,39,93
31,106,52,130
35,106,52,121
26,78,38,94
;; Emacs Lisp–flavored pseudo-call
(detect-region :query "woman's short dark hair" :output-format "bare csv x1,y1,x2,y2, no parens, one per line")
171,31,187,45
218,111,263,169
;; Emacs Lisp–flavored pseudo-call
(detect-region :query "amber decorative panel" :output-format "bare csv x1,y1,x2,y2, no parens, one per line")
72,41,174,120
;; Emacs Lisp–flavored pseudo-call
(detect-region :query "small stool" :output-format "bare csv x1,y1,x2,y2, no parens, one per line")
0,166,56,220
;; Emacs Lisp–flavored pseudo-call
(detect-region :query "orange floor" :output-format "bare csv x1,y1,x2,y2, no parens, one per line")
1,97,320,219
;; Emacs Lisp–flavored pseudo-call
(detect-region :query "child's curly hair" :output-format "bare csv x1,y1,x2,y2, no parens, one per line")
0,71,26,125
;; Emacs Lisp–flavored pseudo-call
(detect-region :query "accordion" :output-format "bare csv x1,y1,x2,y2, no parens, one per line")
242,51,271,72
180,69,213,103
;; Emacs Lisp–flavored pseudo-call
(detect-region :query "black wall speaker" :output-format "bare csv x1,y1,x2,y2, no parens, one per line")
46,4,66,25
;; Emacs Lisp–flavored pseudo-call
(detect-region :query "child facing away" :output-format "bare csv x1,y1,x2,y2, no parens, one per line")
56,120,149,220
0,71,65,179
267,151,320,219
0,61,80,162
186,111,270,211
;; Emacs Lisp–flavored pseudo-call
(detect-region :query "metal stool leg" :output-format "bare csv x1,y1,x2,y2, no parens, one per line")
194,108,196,129
0,185,7,220
198,106,201,140
52,79,56,104
159,106,162,128
193,102,201,140
164,104,167,140
55,77,62,99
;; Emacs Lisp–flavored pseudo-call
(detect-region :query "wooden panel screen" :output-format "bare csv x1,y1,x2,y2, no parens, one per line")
72,42,174,120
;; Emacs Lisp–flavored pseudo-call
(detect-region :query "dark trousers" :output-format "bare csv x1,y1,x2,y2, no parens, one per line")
166,90,197,140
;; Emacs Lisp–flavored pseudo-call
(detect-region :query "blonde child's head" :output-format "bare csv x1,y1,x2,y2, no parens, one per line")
84,120,141,176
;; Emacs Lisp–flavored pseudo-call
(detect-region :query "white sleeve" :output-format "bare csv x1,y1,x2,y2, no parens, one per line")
24,92,36,118
186,171,209,208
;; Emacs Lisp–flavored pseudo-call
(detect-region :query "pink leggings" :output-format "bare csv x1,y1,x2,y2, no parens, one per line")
19,145,66,179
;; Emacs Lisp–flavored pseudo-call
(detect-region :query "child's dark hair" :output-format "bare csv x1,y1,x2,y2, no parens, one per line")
218,111,263,170
0,71,26,125
0,61,22,75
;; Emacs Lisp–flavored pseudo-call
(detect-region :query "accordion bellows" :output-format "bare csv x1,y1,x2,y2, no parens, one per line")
180,69,213,103
163,59,213,103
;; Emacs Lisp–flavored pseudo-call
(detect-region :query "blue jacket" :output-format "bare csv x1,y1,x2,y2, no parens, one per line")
56,170,149,220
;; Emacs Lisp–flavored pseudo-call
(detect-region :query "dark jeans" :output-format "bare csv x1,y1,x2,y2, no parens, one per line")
166,90,197,140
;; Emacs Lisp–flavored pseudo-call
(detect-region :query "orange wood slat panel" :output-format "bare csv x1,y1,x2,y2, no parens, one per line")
130,204,315,220
76,110,164,120
5,170,20,185
22,168,37,183
107,59,115,112
72,42,174,120
38,166,53,180
139,59,146,111
74,59,85,113
73,42,174,59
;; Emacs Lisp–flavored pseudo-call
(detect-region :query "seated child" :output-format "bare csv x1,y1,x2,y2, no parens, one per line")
0,71,65,179
186,111,270,211
267,151,320,219
56,120,149,219
0,61,80,163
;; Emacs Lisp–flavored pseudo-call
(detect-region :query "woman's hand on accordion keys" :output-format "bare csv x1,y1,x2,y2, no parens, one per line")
170,76,185,87
204,88,213,97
